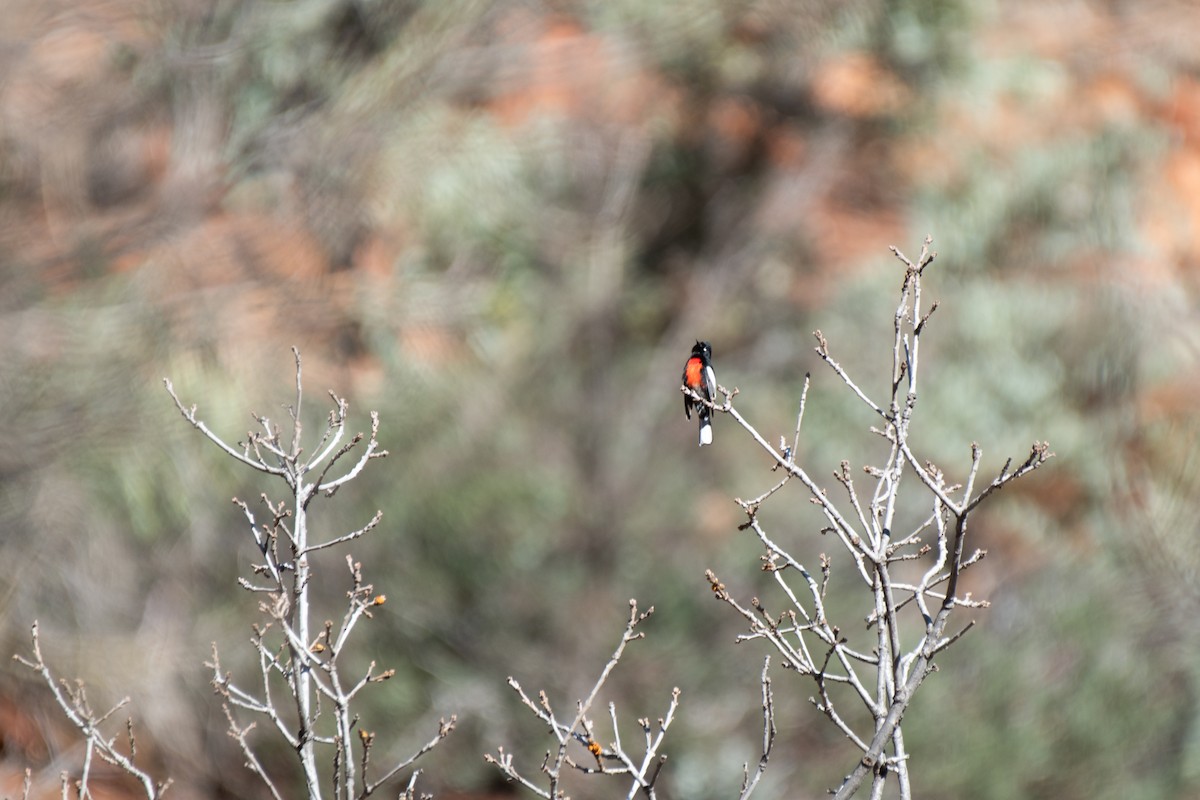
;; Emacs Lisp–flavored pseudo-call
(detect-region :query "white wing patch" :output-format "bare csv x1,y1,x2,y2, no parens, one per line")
703,365,716,401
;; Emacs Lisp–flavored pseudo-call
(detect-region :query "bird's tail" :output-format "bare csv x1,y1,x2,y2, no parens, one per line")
698,408,712,446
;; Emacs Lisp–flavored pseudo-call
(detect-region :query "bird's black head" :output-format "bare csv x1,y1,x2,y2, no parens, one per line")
692,341,712,360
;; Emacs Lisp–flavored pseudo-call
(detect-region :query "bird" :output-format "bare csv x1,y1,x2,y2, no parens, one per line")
682,341,716,446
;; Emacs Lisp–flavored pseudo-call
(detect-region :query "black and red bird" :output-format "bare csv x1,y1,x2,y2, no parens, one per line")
682,341,716,446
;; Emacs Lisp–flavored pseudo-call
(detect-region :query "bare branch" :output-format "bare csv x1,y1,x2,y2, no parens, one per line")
489,601,676,799
361,717,457,797
790,373,812,465
812,331,886,419
301,510,384,556
220,704,286,800
738,658,776,800
163,379,289,478
316,412,388,497
13,622,171,799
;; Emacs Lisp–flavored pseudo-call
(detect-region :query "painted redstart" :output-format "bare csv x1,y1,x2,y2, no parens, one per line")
682,341,716,446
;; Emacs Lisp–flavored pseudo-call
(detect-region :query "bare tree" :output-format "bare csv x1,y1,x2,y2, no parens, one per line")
487,238,1047,799
163,348,455,800
15,348,453,800
700,237,1051,798
485,600,681,800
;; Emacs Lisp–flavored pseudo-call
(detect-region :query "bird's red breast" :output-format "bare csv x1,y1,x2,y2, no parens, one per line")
685,357,704,389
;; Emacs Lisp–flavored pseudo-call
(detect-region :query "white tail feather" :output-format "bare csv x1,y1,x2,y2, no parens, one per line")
699,421,713,446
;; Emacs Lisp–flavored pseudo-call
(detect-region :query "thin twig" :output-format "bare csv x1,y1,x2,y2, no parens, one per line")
13,623,170,799
163,379,289,478
738,658,776,800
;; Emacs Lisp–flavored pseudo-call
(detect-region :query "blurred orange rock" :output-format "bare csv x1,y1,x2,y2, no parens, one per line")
810,52,910,119
486,16,680,129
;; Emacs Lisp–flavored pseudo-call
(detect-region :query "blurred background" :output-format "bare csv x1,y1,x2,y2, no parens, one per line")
2,0,1200,798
